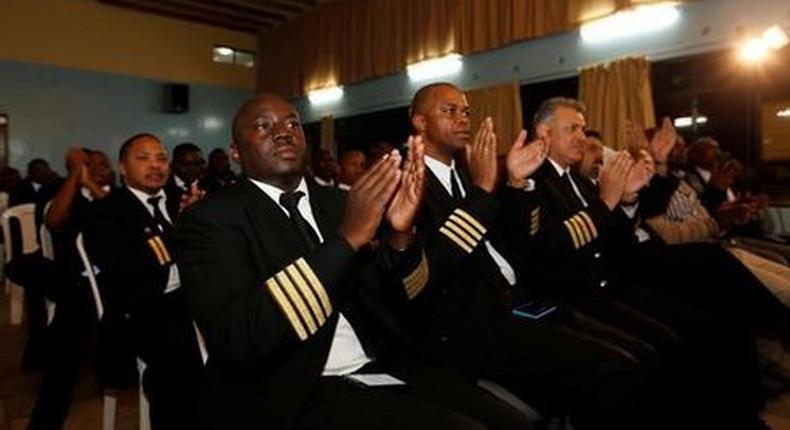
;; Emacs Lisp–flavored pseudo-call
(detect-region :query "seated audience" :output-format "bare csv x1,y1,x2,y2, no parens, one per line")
515,98,772,429
175,93,534,430
686,137,768,235
405,83,658,430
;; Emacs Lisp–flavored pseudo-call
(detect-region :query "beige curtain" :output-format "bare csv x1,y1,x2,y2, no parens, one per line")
259,0,674,97
578,56,655,150
466,81,524,156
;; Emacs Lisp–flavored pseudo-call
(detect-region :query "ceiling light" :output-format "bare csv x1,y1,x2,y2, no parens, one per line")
580,2,680,44
673,116,707,128
407,53,463,81
763,25,789,50
739,37,770,63
777,108,790,118
215,46,233,56
308,86,344,105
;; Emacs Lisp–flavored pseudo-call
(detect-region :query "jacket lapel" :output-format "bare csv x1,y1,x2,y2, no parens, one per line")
538,162,584,214
240,180,309,269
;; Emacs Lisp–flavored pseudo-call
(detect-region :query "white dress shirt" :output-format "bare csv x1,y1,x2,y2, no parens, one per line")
424,156,517,286
126,186,181,293
248,177,372,376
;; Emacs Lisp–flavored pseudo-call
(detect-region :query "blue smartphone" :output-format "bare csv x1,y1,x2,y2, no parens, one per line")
512,300,558,320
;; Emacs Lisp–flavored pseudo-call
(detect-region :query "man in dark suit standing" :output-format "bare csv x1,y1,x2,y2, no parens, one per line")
404,82,653,430
82,133,203,430
174,93,533,430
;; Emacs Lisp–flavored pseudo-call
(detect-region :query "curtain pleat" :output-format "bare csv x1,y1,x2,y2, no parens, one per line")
466,81,524,156
578,56,656,150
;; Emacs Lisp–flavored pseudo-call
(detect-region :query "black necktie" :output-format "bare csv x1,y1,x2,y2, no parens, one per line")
279,191,321,251
450,168,463,202
147,196,173,234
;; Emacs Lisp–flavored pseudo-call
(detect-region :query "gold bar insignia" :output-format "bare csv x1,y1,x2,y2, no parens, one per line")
265,278,308,341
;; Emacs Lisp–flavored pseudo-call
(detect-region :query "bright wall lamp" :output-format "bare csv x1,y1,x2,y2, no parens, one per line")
580,2,680,44
407,53,463,81
308,86,344,105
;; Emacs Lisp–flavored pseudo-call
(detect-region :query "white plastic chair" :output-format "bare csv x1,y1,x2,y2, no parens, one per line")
1,203,39,325
76,233,150,430
39,202,56,325
0,191,9,291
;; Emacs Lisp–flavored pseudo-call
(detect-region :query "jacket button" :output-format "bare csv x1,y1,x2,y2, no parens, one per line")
439,335,449,342
441,288,449,295
594,252,602,259
599,280,608,288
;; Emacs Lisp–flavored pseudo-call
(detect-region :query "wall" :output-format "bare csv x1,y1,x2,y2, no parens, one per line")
0,0,257,89
296,0,790,123
0,59,252,172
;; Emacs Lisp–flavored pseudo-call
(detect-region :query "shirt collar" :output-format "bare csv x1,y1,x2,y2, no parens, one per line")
81,185,111,202
548,157,570,177
248,176,309,208
695,167,712,183
127,186,166,208
424,155,456,189
174,175,189,190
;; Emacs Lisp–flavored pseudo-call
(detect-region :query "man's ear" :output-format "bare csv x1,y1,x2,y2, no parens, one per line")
411,114,427,134
229,144,241,165
536,123,551,141
117,162,127,178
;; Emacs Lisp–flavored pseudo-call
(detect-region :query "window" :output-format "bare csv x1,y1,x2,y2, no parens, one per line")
212,46,255,68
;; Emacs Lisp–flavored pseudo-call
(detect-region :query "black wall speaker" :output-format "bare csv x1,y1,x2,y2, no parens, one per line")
163,83,189,113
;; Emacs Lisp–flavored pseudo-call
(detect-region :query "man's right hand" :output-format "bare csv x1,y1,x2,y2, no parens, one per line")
466,117,498,193
506,130,547,188
598,150,633,210
65,148,88,179
710,159,739,191
339,152,402,250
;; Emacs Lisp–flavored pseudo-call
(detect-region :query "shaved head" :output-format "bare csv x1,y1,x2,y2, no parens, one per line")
409,82,459,121
232,93,293,144
230,92,307,190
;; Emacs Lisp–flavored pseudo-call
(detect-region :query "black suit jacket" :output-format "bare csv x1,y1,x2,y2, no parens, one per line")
82,187,187,386
174,178,422,430
402,166,530,372
515,161,628,295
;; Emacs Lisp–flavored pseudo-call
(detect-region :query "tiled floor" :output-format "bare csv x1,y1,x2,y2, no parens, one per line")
2,291,790,429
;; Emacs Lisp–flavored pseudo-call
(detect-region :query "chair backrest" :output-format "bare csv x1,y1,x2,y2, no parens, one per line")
76,232,104,319
1,203,39,263
39,202,55,261
0,192,9,216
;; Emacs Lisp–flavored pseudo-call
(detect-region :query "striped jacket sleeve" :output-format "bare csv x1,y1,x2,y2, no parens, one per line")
175,206,357,368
